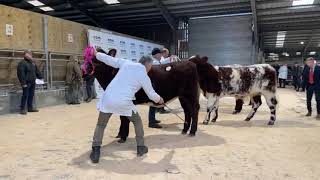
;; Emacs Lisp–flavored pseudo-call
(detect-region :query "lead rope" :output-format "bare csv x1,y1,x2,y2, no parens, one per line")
163,104,185,122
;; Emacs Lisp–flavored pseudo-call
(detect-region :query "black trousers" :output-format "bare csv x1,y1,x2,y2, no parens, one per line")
118,116,130,140
279,78,286,88
85,77,94,99
306,84,320,114
293,76,301,90
20,82,35,110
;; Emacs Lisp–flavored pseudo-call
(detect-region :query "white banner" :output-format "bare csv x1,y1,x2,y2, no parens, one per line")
87,29,164,98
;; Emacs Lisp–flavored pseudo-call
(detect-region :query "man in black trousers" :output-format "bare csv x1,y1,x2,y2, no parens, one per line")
302,57,320,119
292,63,303,91
17,50,43,115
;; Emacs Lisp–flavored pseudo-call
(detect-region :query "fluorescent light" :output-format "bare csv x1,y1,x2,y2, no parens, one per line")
104,0,120,4
27,0,44,6
276,31,286,48
309,51,316,55
296,52,301,55
292,0,314,6
282,52,289,57
39,6,54,11
300,41,304,45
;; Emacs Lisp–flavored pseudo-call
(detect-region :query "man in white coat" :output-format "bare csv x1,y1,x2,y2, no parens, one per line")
90,50,164,163
278,64,288,88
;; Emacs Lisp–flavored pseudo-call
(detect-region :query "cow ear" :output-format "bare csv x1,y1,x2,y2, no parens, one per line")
199,56,208,64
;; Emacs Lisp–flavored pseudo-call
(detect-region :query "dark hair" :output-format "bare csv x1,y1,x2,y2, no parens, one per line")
108,49,117,57
96,47,107,54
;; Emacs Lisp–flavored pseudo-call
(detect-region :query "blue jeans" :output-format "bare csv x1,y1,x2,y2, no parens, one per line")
148,107,157,125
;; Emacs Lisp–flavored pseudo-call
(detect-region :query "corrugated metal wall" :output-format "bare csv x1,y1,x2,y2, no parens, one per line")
189,15,253,65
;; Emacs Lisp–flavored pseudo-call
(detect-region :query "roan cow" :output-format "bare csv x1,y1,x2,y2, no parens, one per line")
189,55,278,125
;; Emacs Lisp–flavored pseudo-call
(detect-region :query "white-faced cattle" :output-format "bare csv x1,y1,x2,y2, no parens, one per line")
91,48,200,136
189,55,278,125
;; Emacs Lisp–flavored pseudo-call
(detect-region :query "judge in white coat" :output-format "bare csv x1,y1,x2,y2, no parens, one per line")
278,64,288,88
90,50,164,163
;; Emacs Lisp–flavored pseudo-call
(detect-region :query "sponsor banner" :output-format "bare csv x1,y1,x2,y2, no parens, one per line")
87,29,163,98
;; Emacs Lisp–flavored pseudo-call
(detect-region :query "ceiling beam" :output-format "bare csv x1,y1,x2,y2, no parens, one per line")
152,0,176,30
67,0,108,29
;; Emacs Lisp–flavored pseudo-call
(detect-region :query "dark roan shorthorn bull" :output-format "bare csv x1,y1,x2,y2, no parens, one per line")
189,55,278,125
92,49,200,136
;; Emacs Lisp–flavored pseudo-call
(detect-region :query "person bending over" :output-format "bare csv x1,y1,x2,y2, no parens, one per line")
90,49,164,163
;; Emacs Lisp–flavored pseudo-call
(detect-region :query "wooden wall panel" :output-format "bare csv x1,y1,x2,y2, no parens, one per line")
47,16,63,52
0,5,43,51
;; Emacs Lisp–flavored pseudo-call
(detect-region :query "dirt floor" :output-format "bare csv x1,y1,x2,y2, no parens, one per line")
0,88,320,180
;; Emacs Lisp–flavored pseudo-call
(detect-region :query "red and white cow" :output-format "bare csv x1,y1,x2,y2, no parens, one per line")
189,55,278,125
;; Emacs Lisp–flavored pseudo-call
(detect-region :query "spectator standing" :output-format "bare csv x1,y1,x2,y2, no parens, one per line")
292,63,303,91
17,50,43,115
82,62,95,103
66,56,82,104
302,57,320,119
278,64,288,88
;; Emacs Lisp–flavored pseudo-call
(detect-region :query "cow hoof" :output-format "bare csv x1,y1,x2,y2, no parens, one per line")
232,111,239,114
181,130,187,135
203,121,209,125
268,121,275,125
244,118,250,121
189,133,195,137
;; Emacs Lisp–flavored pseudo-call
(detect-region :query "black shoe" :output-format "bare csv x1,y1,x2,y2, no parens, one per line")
73,102,81,105
306,112,312,116
137,146,148,157
148,123,162,128
159,108,170,114
90,146,100,163
116,134,121,138
154,120,161,124
20,109,27,115
117,138,126,143
28,109,39,112
86,98,92,103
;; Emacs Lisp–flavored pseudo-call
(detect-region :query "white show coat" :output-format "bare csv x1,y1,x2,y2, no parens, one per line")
152,57,171,65
278,65,288,80
95,52,161,116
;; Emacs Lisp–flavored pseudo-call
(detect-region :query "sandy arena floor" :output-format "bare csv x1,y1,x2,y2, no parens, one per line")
0,88,320,180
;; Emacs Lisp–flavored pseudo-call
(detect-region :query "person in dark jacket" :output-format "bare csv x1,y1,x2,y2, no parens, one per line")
292,63,303,91
66,56,82,104
17,50,43,115
302,57,320,119
82,62,95,103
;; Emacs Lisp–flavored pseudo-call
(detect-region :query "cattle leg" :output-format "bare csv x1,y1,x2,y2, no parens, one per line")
233,97,244,114
189,101,200,136
203,93,219,124
179,97,192,135
265,95,278,125
245,95,262,121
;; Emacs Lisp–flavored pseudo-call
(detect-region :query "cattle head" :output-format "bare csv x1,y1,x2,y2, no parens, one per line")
92,48,119,90
189,55,221,97
189,55,222,123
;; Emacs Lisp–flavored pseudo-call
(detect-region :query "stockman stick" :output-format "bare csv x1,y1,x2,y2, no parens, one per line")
163,104,185,122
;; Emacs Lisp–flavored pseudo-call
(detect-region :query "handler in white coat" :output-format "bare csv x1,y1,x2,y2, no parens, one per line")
90,50,164,163
278,64,288,88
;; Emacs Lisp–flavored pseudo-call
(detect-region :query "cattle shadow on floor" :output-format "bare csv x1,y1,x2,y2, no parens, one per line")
208,119,317,128
71,131,225,174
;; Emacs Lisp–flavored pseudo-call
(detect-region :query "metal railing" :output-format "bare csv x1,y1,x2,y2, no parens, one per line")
0,48,83,92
